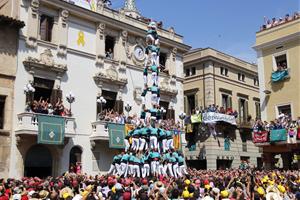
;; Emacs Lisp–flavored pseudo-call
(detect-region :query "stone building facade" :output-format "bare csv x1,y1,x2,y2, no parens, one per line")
183,48,261,169
0,1,25,179
8,0,190,178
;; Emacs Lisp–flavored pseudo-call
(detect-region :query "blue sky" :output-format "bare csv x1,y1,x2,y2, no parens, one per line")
112,0,299,63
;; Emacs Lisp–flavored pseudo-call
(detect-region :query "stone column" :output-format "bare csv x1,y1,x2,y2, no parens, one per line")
166,47,177,76
203,61,215,106
114,31,127,63
26,0,40,48
57,9,69,57
96,23,106,66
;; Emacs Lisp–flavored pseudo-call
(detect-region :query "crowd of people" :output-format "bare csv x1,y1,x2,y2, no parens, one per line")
196,105,238,117
253,113,300,132
260,12,300,31
1,169,300,200
97,109,181,130
26,98,71,117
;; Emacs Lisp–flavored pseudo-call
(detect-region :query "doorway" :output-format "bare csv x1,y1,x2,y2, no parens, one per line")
24,145,52,178
69,146,82,173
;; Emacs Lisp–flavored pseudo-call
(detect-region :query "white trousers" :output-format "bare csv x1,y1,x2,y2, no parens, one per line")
115,163,122,176
143,75,148,85
139,138,146,151
151,161,158,175
150,136,158,150
151,72,158,86
167,138,174,150
124,139,130,152
158,164,167,176
162,139,168,153
167,163,174,177
141,96,146,105
142,163,150,178
107,164,115,175
179,165,188,176
151,94,157,105
132,138,139,151
132,164,140,177
172,163,179,178
120,162,128,176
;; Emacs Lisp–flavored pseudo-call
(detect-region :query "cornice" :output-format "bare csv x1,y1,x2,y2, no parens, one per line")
40,0,191,52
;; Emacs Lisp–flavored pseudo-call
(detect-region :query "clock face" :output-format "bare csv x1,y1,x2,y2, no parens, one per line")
134,45,145,61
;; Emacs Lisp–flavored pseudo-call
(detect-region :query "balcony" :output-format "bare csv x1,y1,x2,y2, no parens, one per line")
90,120,109,141
16,112,76,137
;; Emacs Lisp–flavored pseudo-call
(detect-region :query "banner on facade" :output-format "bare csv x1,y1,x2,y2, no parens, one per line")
108,123,126,149
37,114,65,145
191,114,202,123
202,112,237,125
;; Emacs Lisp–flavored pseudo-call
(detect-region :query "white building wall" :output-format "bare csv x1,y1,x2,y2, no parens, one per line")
9,1,188,178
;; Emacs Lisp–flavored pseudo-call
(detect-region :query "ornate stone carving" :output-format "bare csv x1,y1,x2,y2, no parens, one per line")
168,26,175,38
95,54,105,67
171,47,177,61
96,0,104,14
57,44,67,57
160,76,178,97
23,49,67,74
30,0,39,17
26,37,37,49
134,87,142,103
93,61,127,88
60,9,69,27
97,23,106,40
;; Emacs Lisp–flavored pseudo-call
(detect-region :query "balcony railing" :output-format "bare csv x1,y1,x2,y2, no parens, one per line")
90,120,109,140
16,112,76,137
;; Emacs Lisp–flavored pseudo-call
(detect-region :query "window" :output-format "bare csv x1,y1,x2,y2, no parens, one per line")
255,101,261,120
238,73,245,81
220,67,224,75
191,67,196,75
221,94,232,110
254,77,259,86
0,96,5,129
277,104,291,118
39,14,54,42
159,52,167,67
33,77,60,105
185,68,190,77
275,54,288,71
238,98,248,123
105,36,115,59
220,67,228,76
187,94,195,115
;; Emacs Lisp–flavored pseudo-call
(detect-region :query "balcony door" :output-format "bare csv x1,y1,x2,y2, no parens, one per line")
24,145,52,178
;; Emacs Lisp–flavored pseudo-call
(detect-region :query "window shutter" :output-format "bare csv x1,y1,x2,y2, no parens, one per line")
194,93,198,109
114,100,123,114
184,96,188,114
244,100,248,122
50,89,62,106
228,96,232,109
167,109,175,120
238,99,241,123
40,16,47,41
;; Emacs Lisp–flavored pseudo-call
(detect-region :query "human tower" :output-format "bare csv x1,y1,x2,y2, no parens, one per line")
107,21,187,178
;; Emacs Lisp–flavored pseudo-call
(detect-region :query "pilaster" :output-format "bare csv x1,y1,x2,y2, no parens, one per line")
26,0,39,48
57,9,69,57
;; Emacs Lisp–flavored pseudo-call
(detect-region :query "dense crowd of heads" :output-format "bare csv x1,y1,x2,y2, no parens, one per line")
97,109,181,130
1,169,300,200
260,12,299,31
253,113,300,132
26,98,70,117
190,105,238,118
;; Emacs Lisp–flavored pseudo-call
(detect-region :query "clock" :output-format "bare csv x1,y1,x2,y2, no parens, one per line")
133,45,145,61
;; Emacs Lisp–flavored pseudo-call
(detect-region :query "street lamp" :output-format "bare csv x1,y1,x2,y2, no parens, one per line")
125,101,132,117
97,96,107,113
179,111,186,130
66,92,75,116
23,83,35,106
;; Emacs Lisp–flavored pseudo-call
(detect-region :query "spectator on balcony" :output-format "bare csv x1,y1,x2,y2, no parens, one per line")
106,48,113,59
